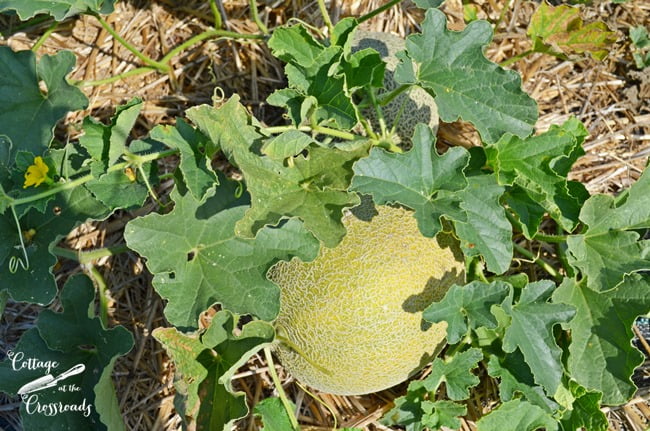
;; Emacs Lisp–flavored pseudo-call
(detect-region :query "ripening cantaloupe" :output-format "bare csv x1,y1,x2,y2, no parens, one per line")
269,203,465,395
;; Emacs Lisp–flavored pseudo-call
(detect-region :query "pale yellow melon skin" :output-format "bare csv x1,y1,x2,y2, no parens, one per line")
269,204,465,395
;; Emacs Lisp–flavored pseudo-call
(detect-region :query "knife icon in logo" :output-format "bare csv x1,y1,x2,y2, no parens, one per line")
17,364,86,396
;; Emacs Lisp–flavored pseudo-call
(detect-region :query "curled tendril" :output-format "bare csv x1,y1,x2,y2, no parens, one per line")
234,181,244,198
211,87,225,106
9,206,29,273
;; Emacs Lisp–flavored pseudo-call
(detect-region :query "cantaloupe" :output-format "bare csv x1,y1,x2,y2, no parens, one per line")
268,203,465,395
352,30,439,145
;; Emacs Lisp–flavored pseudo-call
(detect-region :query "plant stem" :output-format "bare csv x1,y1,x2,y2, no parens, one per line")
31,21,59,52
378,84,411,106
159,29,265,65
316,0,334,34
532,233,567,243
208,0,223,29
52,244,131,265
358,0,403,24
11,148,179,208
513,243,562,282
264,125,358,141
263,347,299,431
500,49,534,67
92,13,170,72
89,266,109,328
248,0,269,35
73,66,157,87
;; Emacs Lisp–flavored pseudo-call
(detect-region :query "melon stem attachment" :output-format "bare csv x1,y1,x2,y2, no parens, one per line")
275,333,333,376
263,347,300,431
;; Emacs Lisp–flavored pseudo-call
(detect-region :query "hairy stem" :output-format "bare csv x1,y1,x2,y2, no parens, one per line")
532,233,567,243
358,0,403,24
378,84,411,106
89,266,109,328
31,21,59,52
11,149,179,208
52,244,131,265
248,0,269,34
263,347,299,430
92,13,170,72
208,0,223,29
513,243,562,282
264,125,358,141
499,49,534,67
317,0,334,34
74,66,157,87
160,29,266,64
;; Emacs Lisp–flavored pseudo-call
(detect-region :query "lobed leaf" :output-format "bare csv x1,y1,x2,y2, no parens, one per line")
567,167,650,292
501,280,575,395
485,117,589,232
0,0,115,21
253,398,296,431
528,2,616,60
187,96,366,247
395,8,538,143
552,275,650,405
476,399,558,431
423,280,510,344
154,311,274,431
124,176,320,327
0,48,87,160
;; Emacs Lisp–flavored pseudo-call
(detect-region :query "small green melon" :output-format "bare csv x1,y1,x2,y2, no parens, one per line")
269,204,464,395
352,30,439,144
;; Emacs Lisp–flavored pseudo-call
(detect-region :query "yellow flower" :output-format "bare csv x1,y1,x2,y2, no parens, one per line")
23,156,50,189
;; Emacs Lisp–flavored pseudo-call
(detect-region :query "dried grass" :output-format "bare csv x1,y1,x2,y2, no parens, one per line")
1,0,649,430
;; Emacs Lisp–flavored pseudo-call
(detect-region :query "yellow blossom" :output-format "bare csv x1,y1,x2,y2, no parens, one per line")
23,156,50,189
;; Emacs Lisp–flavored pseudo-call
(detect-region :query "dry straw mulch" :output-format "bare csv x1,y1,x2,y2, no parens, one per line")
0,0,649,430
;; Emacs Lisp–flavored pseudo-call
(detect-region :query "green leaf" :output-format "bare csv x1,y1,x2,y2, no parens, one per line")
187,96,366,247
395,8,537,143
421,400,465,430
154,311,274,431
487,353,559,413
268,25,357,129
0,274,133,430
558,381,608,431
124,177,320,327
253,398,296,431
503,186,546,239
351,124,469,237
0,0,115,20
423,281,510,343
261,130,317,160
552,275,650,405
413,0,445,8
476,399,559,431
485,117,589,231
566,167,650,292
382,349,480,431
351,125,511,273
0,186,110,304
422,348,482,400
150,120,217,200
79,98,142,174
528,2,616,60
0,48,87,159
453,173,512,274
501,280,576,395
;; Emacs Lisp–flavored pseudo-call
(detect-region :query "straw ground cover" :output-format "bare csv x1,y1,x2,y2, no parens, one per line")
0,0,649,429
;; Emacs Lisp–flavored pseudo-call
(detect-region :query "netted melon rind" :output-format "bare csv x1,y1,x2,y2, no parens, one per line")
351,30,439,144
269,204,464,395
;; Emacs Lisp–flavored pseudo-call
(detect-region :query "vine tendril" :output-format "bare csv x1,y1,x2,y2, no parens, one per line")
9,205,29,273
